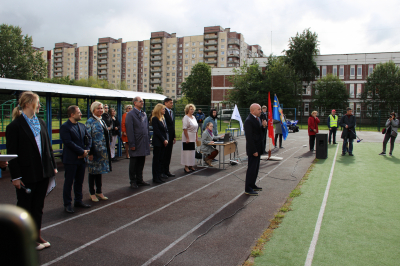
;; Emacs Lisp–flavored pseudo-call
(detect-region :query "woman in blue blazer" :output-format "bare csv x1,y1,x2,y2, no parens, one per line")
151,104,169,184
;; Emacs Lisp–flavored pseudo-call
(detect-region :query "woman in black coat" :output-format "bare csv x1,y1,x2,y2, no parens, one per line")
6,91,57,251
110,108,120,160
151,104,169,184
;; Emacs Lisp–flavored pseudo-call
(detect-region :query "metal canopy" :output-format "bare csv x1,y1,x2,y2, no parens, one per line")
0,78,166,101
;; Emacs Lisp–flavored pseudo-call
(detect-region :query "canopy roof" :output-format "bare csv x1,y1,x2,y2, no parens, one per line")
0,78,166,101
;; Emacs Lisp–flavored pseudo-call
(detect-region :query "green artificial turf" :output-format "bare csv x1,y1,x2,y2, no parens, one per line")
255,143,400,266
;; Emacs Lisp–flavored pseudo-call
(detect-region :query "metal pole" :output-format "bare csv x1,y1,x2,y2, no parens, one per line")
117,98,122,157
59,97,62,149
46,93,52,144
87,97,90,119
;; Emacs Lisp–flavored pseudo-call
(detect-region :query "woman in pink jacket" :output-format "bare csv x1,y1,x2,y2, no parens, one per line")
308,111,320,151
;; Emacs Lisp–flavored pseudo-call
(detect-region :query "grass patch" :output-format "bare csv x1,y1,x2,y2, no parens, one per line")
243,161,317,266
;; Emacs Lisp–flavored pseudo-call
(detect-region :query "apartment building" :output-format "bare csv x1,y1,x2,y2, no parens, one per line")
211,52,400,113
37,25,263,100
33,47,53,78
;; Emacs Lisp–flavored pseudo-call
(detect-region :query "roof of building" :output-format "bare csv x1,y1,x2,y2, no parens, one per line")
0,78,166,101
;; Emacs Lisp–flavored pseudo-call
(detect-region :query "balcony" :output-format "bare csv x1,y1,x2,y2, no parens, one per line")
98,55,107,59
205,47,218,52
150,86,158,90
98,49,108,54
227,53,240,58
151,51,162,55
54,59,63,63
204,35,218,40
150,57,162,61
98,60,107,64
204,54,218,58
54,63,62,67
98,66,107,70
151,74,162,78
98,71,107,75
54,69,63,73
206,59,217,64
204,41,218,46
228,39,240,45
150,45,162,50
150,39,162,44
150,79,161,84
98,44,108,48
54,73,62,77
54,48,62,53
151,62,162,67
54,53,63,58
98,76,107,80
151,69,162,73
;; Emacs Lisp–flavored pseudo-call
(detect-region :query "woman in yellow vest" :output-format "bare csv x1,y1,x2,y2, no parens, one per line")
327,109,338,144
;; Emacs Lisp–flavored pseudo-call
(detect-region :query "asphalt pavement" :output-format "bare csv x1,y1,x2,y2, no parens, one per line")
1,130,320,266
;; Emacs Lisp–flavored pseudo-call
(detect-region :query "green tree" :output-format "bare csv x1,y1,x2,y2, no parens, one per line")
312,74,348,111
361,61,400,111
155,86,164,95
284,28,320,114
0,24,47,80
181,62,211,105
227,57,300,108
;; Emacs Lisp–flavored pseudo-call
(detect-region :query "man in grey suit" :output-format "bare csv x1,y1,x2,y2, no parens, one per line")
126,96,151,188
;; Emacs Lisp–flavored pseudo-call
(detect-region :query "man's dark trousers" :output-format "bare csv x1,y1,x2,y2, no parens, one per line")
129,156,146,184
245,155,261,192
329,127,337,143
63,163,86,207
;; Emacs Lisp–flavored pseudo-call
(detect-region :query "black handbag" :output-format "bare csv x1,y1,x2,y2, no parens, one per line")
195,151,203,159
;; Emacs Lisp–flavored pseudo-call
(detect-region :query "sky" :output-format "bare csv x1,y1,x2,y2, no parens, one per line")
1,0,400,55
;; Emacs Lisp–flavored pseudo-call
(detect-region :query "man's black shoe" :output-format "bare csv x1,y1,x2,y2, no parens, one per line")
166,172,176,177
137,181,150,186
160,174,169,179
74,202,91,208
333,142,338,144
245,191,258,196
64,206,74,213
341,153,346,156
253,186,262,191
349,153,354,156
130,183,139,189
279,147,284,149
153,178,165,184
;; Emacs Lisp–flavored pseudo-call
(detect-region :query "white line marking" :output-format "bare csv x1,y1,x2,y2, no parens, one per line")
142,145,305,265
41,166,249,266
305,144,340,266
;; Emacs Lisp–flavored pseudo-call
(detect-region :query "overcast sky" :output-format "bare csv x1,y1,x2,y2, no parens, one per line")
1,0,400,55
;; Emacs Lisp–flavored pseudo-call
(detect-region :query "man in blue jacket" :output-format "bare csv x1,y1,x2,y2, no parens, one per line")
60,106,92,213
195,108,206,135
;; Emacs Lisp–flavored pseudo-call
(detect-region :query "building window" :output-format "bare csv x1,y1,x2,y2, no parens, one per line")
185,43,189,46
185,72,188,76
339,65,344,78
356,84,362,98
221,45,225,49
221,51,224,55
303,85,311,95
333,66,337,76
357,66,362,78
350,84,355,97
304,103,309,115
322,66,327,77
350,65,355,78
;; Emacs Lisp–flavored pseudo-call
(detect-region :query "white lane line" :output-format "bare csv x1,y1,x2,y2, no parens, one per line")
142,145,305,266
305,144,340,266
41,165,249,266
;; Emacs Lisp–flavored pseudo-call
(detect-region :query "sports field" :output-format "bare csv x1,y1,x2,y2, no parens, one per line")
254,142,400,266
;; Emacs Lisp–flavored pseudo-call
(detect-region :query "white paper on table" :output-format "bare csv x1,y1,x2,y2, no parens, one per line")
46,176,56,196
0,155,18,161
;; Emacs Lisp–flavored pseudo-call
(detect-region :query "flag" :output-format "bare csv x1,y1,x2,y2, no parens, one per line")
231,104,244,132
273,95,289,140
268,92,275,146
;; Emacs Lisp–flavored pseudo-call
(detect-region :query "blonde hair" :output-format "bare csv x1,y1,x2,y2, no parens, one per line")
311,111,318,115
125,105,133,111
184,104,196,115
12,91,40,120
90,101,103,114
150,103,166,121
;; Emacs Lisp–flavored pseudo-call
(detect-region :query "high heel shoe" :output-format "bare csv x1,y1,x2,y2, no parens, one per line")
90,195,99,202
96,194,108,200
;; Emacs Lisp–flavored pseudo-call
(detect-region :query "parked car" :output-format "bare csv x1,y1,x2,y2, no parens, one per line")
220,109,233,120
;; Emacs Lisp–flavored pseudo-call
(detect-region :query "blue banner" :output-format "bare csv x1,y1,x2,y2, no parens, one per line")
273,95,289,140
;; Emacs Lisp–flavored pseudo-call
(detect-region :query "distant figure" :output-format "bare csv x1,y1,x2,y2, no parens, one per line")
327,109,338,144
121,105,133,159
260,105,268,154
101,104,113,132
125,96,151,188
109,108,120,161
162,98,176,178
308,111,320,152
6,91,58,251
60,106,92,213
150,104,169,183
200,122,220,167
195,108,206,135
181,104,198,173
339,107,356,156
244,103,267,196
273,118,283,149
86,101,111,202
203,109,218,136
379,112,398,156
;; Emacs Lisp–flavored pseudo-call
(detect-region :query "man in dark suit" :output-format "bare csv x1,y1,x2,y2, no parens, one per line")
244,103,267,196
162,98,176,178
60,106,92,213
339,107,357,156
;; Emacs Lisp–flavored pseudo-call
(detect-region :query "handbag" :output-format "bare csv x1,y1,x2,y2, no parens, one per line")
195,151,203,159
382,128,386,134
